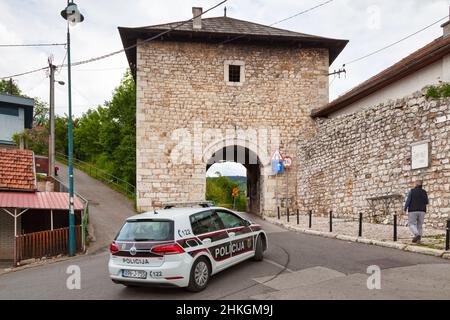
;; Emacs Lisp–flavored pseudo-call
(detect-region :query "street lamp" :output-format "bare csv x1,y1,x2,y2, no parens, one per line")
61,1,84,257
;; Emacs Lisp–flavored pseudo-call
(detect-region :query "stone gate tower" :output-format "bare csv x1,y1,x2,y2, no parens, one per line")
119,7,347,216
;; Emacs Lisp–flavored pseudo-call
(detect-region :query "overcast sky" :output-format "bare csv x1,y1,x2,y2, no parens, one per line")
1,0,449,117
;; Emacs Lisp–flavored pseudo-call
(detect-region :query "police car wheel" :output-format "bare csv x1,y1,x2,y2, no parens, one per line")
253,236,264,261
187,257,210,292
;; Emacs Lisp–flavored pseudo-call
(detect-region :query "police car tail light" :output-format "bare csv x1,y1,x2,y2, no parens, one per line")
151,244,185,255
109,242,119,253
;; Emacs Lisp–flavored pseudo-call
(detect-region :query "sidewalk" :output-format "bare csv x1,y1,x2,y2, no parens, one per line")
266,214,449,258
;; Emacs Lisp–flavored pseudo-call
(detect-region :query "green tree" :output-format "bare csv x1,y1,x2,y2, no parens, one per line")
0,79,21,95
54,70,136,186
206,176,247,211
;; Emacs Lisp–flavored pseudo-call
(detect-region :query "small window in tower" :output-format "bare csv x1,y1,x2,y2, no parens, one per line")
228,65,241,83
224,60,245,86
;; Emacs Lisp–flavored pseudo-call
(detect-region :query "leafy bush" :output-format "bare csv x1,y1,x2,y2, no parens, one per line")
425,83,450,99
206,176,247,212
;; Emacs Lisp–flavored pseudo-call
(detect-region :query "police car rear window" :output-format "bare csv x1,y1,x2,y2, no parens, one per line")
116,220,174,241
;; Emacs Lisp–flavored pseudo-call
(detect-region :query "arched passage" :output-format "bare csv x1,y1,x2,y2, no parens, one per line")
206,145,262,215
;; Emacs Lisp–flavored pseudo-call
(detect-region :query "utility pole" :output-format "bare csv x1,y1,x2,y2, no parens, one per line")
9,78,13,95
48,60,56,177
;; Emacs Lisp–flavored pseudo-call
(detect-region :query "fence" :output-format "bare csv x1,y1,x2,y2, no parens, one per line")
55,152,135,198
15,226,83,262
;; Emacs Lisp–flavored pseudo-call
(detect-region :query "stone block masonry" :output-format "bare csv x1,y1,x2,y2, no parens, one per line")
136,40,329,216
297,90,450,229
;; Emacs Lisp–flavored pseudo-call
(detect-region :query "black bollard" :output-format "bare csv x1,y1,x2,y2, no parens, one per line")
446,219,450,251
297,209,300,225
287,208,290,223
309,210,312,228
329,211,333,233
393,213,398,242
359,212,363,237
277,206,280,220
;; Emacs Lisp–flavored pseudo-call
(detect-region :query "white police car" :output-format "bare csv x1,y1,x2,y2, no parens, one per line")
108,202,268,292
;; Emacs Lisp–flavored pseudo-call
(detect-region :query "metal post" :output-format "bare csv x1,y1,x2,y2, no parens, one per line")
297,209,299,225
50,209,54,231
13,209,17,267
275,172,279,216
67,25,75,257
48,62,56,177
309,210,312,228
393,213,398,242
285,164,289,219
329,210,333,233
287,207,290,223
445,219,450,251
277,206,280,220
358,212,363,237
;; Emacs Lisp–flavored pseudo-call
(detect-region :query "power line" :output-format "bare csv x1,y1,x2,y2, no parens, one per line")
270,0,334,26
345,15,448,65
0,66,49,80
1,0,227,80
221,0,335,44
0,42,66,48
61,0,227,68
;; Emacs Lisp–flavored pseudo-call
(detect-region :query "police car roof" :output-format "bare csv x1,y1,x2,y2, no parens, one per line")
127,206,225,221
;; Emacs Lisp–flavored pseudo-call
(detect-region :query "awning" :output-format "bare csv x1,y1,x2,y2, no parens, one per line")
0,192,84,210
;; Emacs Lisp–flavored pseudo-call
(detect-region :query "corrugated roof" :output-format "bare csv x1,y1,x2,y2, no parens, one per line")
118,16,348,75
0,192,84,210
0,148,36,192
312,35,450,117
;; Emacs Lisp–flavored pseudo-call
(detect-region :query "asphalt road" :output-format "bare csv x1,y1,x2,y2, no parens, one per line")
2,164,449,299
0,213,449,300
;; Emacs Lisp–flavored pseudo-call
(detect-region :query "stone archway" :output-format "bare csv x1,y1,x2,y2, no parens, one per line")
205,144,264,216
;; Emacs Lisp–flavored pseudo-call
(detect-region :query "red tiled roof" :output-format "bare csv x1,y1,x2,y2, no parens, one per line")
0,148,36,192
0,192,84,210
312,34,450,117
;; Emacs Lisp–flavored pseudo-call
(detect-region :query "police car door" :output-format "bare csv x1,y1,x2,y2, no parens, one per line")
189,210,230,271
215,209,255,266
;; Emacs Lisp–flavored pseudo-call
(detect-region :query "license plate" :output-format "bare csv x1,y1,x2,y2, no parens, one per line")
122,270,147,279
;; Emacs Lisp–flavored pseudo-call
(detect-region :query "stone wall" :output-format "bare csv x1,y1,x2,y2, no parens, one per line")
297,90,450,228
136,40,329,215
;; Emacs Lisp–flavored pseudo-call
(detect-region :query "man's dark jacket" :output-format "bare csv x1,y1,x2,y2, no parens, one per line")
404,186,429,212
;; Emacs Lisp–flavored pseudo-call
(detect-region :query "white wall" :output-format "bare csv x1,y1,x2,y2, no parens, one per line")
330,54,449,118
0,108,24,142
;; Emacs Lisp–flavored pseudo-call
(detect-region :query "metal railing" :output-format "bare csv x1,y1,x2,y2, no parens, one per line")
55,152,135,198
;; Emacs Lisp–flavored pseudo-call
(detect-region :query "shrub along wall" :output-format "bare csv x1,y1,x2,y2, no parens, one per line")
297,90,450,229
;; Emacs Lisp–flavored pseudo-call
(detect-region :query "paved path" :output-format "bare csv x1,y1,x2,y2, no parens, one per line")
0,211,448,300
56,162,136,254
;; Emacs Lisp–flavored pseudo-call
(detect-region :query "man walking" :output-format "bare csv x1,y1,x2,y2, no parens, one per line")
404,180,429,243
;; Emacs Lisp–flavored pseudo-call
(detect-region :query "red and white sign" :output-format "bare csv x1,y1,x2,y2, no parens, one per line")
283,157,293,168
271,149,284,162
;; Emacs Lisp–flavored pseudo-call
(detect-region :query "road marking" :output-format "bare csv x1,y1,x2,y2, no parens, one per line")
264,259,294,273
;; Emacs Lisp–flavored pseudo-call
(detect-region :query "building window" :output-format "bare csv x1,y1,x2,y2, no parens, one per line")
0,106,19,117
224,60,245,86
228,65,241,82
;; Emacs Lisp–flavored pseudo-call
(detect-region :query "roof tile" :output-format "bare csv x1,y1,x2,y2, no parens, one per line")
0,148,36,192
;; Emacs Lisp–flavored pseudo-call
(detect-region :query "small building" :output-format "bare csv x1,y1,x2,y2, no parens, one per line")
0,93,34,147
0,148,84,265
312,10,450,118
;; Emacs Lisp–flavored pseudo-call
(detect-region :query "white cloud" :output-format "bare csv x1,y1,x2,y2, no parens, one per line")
1,0,449,115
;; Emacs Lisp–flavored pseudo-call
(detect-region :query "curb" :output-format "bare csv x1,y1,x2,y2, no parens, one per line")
264,217,449,260
0,252,89,276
